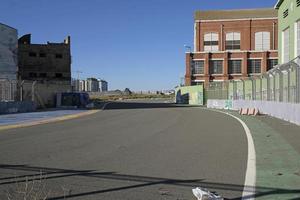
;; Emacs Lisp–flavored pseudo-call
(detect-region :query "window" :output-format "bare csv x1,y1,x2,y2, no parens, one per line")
191,82,203,86
283,9,289,18
209,60,223,74
248,60,261,74
283,28,290,63
56,54,63,59
29,72,37,78
267,59,278,71
192,61,204,74
228,60,242,74
29,52,37,57
225,32,241,50
39,53,46,57
39,73,47,78
204,33,219,52
255,32,270,50
55,73,63,78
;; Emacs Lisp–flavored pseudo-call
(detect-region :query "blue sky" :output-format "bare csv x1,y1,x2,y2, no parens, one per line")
1,0,277,91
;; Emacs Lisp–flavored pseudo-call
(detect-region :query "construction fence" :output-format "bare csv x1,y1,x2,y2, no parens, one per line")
205,56,300,104
0,79,72,108
206,56,300,125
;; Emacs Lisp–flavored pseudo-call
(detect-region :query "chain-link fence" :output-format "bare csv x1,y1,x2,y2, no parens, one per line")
205,56,300,104
0,79,17,102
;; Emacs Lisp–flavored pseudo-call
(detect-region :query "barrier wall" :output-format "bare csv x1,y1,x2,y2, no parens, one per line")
207,99,300,125
0,101,36,114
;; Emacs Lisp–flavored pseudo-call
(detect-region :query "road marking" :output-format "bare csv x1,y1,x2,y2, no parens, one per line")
0,110,100,131
205,109,256,200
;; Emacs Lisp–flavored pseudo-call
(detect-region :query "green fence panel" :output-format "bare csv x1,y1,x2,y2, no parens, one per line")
244,80,253,100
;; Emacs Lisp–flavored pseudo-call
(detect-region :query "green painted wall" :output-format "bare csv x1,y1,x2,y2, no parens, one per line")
277,0,300,63
175,85,204,105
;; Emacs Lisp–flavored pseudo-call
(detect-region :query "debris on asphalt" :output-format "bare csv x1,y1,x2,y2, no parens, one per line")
192,187,223,200
158,188,171,196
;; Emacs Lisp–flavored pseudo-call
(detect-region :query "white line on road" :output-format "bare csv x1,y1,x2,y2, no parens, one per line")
205,109,256,200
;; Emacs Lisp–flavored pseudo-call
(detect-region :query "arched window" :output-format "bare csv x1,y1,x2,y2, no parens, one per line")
255,32,270,50
204,33,219,52
225,32,241,50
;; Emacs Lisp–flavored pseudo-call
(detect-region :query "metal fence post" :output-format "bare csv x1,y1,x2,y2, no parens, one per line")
296,65,300,103
32,81,37,102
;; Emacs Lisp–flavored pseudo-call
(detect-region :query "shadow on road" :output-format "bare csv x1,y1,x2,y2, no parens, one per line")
0,164,299,200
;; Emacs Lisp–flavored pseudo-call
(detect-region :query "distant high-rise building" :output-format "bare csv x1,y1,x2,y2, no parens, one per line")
71,78,80,92
79,80,86,92
86,78,99,92
98,79,108,92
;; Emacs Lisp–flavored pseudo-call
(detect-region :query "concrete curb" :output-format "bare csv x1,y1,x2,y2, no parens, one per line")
0,110,100,131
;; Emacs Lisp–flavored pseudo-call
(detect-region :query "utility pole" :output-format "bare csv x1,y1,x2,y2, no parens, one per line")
74,70,83,80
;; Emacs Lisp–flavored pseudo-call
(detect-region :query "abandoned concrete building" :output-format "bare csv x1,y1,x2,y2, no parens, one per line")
0,23,18,101
18,34,72,107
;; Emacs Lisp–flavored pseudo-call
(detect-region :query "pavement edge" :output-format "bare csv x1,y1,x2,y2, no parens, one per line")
0,110,100,131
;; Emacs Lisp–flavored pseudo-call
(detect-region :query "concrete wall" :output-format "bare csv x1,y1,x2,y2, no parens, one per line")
0,23,18,81
207,99,300,125
21,81,71,108
0,101,36,114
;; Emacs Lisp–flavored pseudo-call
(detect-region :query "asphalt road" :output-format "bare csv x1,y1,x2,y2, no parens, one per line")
0,101,248,200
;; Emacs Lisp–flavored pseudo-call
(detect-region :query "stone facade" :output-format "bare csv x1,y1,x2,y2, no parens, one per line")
185,9,279,87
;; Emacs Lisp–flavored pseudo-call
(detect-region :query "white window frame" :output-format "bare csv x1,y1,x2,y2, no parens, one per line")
282,28,290,63
255,31,271,51
204,32,219,52
225,32,241,51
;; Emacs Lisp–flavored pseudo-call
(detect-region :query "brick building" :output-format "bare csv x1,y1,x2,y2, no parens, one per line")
185,8,279,87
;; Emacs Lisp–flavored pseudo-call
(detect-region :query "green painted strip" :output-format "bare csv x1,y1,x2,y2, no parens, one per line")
230,112,300,200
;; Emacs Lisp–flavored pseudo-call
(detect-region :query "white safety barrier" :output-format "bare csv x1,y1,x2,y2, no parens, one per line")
207,99,300,126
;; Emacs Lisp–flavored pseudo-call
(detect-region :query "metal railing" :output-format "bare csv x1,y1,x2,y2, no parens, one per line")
205,56,300,104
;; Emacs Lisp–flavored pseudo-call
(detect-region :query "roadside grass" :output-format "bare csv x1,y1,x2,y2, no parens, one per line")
90,93,174,101
5,173,69,200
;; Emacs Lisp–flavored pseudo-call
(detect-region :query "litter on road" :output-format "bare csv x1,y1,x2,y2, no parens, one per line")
192,187,223,200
